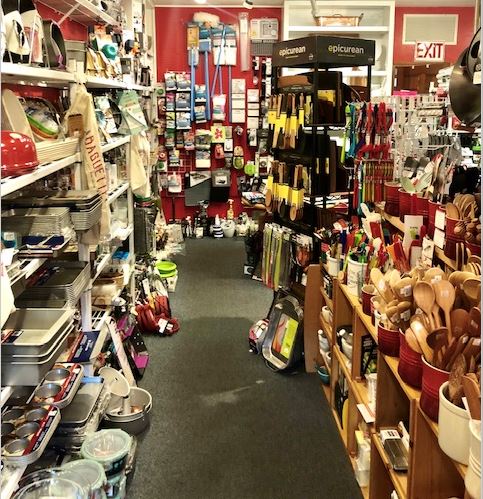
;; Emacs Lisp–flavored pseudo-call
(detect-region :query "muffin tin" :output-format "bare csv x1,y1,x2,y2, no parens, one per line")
28,363,84,409
1,405,60,465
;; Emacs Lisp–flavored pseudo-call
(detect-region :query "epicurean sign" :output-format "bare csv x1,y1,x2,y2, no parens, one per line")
328,43,365,56
278,45,306,58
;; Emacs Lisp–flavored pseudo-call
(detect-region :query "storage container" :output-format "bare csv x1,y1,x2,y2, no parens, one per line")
420,356,449,421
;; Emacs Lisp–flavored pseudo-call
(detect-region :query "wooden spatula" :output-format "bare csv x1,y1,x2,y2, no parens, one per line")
448,354,467,406
433,280,456,339
462,374,481,420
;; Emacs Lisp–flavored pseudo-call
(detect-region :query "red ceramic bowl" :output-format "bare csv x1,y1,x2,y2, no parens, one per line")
421,356,450,421
378,324,400,357
398,331,423,388
1,131,39,175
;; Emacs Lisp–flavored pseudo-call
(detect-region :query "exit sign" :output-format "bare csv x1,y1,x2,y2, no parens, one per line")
414,42,445,62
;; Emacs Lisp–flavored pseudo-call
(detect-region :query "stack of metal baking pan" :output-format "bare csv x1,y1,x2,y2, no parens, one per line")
4,189,103,232
1,309,75,386
50,380,110,453
1,207,71,236
21,261,90,306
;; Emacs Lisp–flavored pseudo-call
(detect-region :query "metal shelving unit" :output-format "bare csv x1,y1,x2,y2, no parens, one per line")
38,0,118,26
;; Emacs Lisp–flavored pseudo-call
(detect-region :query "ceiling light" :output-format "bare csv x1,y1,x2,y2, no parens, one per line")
243,0,253,9
194,0,207,4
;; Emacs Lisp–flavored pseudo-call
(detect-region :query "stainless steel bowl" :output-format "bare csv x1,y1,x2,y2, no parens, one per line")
1,422,15,437
16,422,40,439
26,407,48,422
44,368,70,383
3,408,24,423
4,438,29,455
35,383,62,401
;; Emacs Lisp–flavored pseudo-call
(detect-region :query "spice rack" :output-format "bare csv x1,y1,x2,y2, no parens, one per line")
304,264,467,498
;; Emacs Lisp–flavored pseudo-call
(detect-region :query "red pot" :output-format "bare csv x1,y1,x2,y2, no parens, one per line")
385,182,400,201
416,195,429,225
445,217,464,240
361,285,376,316
398,331,423,388
398,189,416,221
421,356,450,421
378,324,400,357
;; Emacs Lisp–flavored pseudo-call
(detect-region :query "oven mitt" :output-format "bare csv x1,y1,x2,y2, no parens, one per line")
42,20,66,68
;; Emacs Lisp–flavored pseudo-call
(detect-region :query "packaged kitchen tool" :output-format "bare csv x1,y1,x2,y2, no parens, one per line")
1,404,61,466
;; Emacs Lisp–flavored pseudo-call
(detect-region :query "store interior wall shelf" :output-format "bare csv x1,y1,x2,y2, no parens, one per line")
0,153,81,196
85,76,148,91
288,26,389,33
38,0,118,26
108,181,130,204
102,136,131,154
1,63,75,86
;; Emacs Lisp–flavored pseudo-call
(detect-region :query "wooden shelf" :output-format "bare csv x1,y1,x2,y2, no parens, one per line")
349,455,370,499
334,344,352,382
340,283,362,310
321,382,331,403
356,307,378,344
319,312,333,341
372,433,408,499
419,409,468,480
382,354,421,403
332,407,348,447
320,285,334,311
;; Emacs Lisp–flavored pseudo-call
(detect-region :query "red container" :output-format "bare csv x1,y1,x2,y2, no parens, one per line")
385,182,400,201
415,195,429,225
428,223,436,239
444,237,458,260
398,189,416,221
428,200,443,226
421,356,450,421
378,324,400,357
361,285,376,316
445,217,464,240
398,331,423,388
466,241,481,257
385,201,399,217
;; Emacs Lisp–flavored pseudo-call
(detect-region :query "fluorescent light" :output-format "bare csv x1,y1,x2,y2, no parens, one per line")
194,0,207,4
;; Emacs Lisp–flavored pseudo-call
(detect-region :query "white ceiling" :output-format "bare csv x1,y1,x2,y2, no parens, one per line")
154,0,475,6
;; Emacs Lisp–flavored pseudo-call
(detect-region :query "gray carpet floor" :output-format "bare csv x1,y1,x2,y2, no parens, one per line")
129,239,362,499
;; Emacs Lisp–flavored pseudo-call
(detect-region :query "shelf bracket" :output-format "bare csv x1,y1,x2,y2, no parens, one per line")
58,4,78,26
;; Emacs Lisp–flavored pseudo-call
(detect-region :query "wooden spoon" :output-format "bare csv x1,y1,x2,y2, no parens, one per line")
370,268,394,303
393,276,415,301
448,271,475,289
386,306,401,328
410,320,434,362
448,354,467,406
426,327,449,369
405,328,423,354
423,267,446,284
413,281,437,330
446,335,470,371
397,301,412,326
462,374,481,420
462,337,481,364
441,337,459,370
433,280,456,339
468,307,481,337
446,202,461,219
451,309,470,338
463,278,481,307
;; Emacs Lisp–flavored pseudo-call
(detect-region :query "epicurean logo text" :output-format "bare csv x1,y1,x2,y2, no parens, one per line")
279,46,306,57
328,44,364,55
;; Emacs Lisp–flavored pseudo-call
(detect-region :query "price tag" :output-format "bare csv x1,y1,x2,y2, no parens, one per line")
158,318,168,334
142,278,150,297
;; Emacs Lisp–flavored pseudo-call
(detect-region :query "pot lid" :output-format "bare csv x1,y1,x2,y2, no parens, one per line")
99,367,130,397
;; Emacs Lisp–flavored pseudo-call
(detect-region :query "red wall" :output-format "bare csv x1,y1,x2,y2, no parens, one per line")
155,6,282,221
394,7,475,64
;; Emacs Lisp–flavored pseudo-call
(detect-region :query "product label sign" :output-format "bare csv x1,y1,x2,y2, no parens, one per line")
272,36,375,67
414,42,445,62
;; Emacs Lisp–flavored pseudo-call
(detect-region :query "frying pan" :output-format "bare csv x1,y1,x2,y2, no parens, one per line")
466,28,481,79
449,48,481,126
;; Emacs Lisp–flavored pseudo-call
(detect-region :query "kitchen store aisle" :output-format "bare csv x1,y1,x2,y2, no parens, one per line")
130,239,361,499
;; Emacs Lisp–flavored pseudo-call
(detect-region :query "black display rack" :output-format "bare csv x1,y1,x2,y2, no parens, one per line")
271,35,376,232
